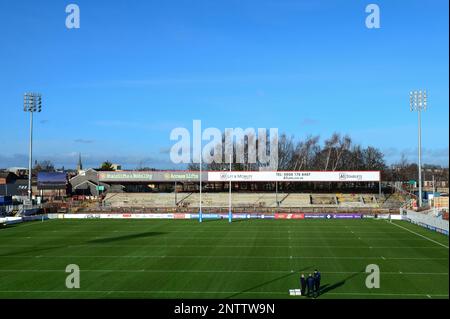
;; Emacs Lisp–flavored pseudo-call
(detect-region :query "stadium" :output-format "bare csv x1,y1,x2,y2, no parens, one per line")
1,168,448,299
0,1,448,313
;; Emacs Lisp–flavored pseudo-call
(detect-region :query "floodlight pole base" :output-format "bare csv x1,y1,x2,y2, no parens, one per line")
199,210,203,223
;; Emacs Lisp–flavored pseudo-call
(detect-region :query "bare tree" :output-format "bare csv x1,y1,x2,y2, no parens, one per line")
323,133,340,170
331,135,352,171
34,160,55,173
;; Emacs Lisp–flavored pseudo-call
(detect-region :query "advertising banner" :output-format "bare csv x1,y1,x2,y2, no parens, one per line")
436,228,449,236
332,214,362,219
62,213,174,219
98,171,205,182
275,213,305,219
0,217,23,225
98,170,380,182
304,214,328,219
208,171,380,182
22,215,49,221
63,214,88,219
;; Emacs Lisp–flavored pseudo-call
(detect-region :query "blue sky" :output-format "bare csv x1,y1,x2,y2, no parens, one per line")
0,0,448,169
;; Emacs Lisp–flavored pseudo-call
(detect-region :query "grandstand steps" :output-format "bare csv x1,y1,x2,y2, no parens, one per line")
102,192,391,209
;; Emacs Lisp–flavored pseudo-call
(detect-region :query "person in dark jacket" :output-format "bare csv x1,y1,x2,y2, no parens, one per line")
313,270,321,297
300,274,307,296
306,274,315,297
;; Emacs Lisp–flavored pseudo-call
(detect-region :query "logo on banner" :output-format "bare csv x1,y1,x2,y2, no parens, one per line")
339,173,363,181
85,214,100,219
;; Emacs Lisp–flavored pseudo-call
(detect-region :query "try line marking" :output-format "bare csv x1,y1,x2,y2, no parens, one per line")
0,244,444,249
0,290,447,298
387,221,449,249
0,255,446,260
0,269,447,276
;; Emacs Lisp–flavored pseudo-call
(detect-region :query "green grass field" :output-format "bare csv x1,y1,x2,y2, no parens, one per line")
0,218,448,299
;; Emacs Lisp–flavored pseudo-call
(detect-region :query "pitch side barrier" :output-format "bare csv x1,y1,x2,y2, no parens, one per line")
48,213,400,220
98,170,381,183
12,213,448,237
400,210,449,236
11,213,405,222
0,215,49,225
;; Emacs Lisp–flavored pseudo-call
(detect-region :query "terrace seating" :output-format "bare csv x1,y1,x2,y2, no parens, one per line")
310,194,336,205
336,193,363,207
102,192,388,209
379,193,407,209
279,194,311,207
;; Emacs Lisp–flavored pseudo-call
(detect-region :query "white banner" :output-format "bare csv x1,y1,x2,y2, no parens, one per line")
62,213,174,219
208,171,380,182
0,217,23,225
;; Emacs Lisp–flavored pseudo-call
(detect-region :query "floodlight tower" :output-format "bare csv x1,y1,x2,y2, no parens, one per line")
23,93,42,201
228,154,232,223
409,90,427,208
199,151,203,223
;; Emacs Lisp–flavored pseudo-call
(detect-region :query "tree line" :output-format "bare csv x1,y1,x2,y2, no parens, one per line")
31,131,449,184
188,132,386,172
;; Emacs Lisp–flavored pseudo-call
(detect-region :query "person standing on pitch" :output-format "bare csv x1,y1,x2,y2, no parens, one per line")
306,274,315,298
313,269,321,297
300,274,307,296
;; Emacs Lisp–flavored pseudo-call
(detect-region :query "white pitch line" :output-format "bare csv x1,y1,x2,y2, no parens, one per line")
8,229,407,234
0,255,446,260
2,220,52,230
0,289,446,298
1,235,431,241
0,269,447,275
388,221,449,249
325,292,447,297
38,224,392,228
0,244,444,249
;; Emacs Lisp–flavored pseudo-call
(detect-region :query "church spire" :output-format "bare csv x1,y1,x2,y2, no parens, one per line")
77,153,83,172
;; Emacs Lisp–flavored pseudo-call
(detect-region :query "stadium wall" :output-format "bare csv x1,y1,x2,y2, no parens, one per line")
54,213,383,220
15,212,450,236
401,210,449,236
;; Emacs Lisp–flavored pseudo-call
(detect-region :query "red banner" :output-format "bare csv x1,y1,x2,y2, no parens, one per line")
275,213,305,219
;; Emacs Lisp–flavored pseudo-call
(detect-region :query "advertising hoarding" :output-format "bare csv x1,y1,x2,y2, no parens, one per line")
208,171,380,182
97,170,380,183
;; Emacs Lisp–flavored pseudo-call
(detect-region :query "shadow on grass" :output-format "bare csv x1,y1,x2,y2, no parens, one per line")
201,218,249,224
318,271,362,297
0,221,40,229
226,266,312,299
229,219,250,224
0,245,67,257
200,218,226,223
199,218,248,223
88,231,167,243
